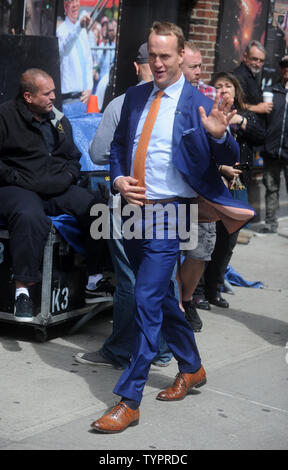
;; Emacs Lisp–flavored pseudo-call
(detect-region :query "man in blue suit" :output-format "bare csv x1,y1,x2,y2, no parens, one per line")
91,21,255,434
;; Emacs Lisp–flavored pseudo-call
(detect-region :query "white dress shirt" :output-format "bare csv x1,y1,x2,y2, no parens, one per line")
131,74,197,199
57,16,93,94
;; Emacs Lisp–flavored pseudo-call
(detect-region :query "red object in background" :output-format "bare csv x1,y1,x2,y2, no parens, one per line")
87,95,99,113
80,0,119,7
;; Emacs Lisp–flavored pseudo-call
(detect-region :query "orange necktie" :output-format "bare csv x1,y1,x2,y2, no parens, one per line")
133,90,164,187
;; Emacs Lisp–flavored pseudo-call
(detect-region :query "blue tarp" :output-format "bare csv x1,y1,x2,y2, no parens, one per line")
50,214,85,255
62,102,106,172
225,265,264,288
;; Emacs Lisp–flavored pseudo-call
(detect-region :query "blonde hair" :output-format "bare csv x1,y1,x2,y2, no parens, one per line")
184,40,200,54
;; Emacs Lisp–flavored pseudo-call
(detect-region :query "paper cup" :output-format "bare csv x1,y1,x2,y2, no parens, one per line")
263,91,273,103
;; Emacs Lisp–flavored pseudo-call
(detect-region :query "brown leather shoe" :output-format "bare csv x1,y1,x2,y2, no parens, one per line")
156,366,206,401
90,401,139,433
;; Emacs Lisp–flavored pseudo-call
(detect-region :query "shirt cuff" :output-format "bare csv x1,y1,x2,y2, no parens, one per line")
209,131,227,143
113,175,124,190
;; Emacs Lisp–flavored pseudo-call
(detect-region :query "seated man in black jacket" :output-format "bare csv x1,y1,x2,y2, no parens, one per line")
0,68,112,321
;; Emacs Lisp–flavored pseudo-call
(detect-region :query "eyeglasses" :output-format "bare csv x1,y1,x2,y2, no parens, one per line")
248,56,265,64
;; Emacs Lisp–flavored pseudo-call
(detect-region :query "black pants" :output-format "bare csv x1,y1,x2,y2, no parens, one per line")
0,185,107,283
195,221,238,297
262,156,288,228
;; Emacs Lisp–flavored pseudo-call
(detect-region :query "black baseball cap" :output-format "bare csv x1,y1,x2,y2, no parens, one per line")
135,43,149,64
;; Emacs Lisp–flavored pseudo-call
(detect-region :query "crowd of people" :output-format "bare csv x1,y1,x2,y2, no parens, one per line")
56,0,116,111
0,5,288,435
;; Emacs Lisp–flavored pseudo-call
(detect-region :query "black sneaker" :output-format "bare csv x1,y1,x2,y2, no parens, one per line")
182,300,203,332
194,295,211,311
74,351,124,370
14,294,34,323
75,351,114,367
85,277,114,304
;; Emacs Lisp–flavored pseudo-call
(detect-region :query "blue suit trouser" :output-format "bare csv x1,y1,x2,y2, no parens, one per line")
101,210,172,368
113,204,202,403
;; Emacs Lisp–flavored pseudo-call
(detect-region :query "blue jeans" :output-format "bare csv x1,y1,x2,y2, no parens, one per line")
100,210,172,368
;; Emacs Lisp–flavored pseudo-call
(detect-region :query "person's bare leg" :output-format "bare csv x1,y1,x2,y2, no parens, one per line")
15,281,28,289
180,258,205,302
15,281,34,290
178,257,205,332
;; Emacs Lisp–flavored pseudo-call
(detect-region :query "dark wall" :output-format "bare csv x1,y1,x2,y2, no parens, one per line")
262,1,286,88
8,0,58,36
113,0,186,97
0,35,61,108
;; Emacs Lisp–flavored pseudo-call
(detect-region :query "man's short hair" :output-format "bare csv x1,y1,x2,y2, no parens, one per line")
149,21,185,53
245,40,266,56
18,68,51,96
184,40,200,54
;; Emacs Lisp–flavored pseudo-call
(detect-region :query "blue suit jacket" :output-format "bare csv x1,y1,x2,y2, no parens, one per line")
110,79,255,233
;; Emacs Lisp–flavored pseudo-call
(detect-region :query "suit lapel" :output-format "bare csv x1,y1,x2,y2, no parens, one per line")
130,82,154,142
172,80,203,152
172,81,192,150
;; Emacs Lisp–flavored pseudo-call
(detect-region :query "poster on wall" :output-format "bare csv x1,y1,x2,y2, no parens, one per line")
276,1,288,53
263,0,288,87
215,0,270,73
215,0,288,87
0,0,56,36
56,0,119,111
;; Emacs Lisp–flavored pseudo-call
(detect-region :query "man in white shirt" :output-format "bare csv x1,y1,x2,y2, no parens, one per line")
89,21,248,434
57,0,93,105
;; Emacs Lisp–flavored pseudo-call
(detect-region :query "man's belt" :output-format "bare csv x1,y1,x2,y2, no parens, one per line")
142,197,198,205
121,196,198,207
61,91,82,100
142,197,179,205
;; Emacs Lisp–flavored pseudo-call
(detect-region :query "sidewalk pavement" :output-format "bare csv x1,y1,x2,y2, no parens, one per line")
0,218,287,451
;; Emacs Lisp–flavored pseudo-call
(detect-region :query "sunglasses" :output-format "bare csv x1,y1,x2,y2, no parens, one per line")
280,60,288,68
